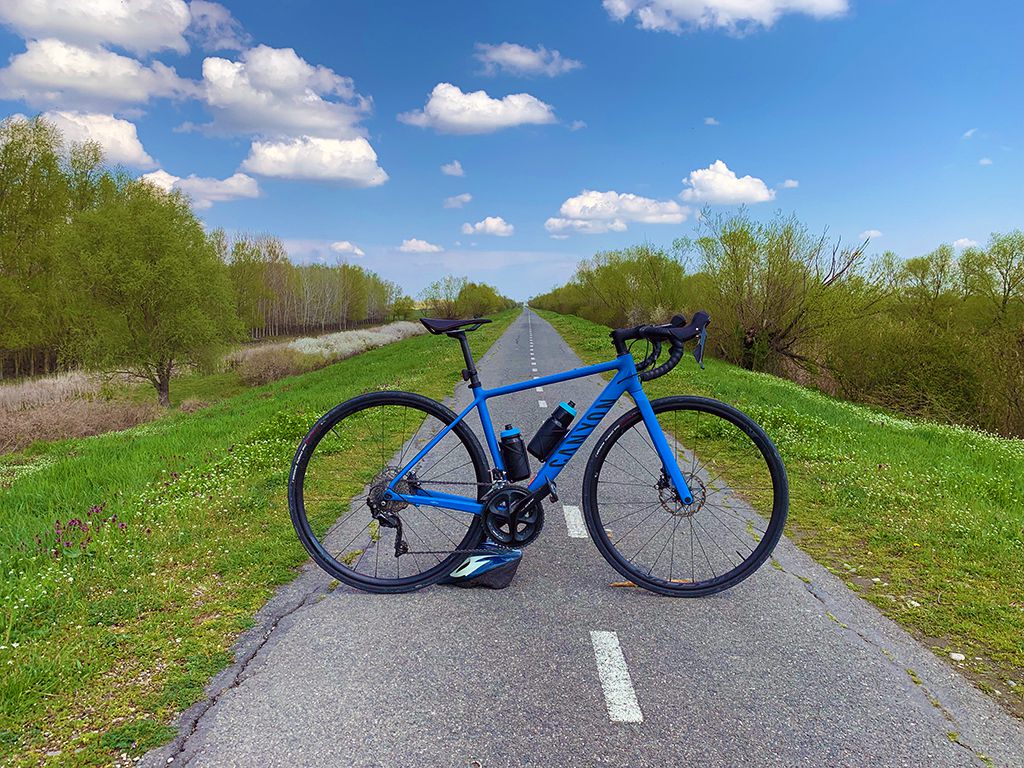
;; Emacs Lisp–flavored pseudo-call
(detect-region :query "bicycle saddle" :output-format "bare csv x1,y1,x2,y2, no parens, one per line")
419,317,492,335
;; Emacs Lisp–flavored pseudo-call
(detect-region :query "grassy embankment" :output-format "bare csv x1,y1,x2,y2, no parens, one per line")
0,312,513,766
537,310,1024,716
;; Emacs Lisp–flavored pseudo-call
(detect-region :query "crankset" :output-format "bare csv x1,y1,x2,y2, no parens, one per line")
482,486,544,548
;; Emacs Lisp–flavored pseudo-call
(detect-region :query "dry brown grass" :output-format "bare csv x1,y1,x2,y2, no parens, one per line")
0,371,102,413
229,348,324,386
0,399,161,455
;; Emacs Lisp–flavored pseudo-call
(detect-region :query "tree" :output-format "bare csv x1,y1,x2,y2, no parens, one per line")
66,177,240,406
687,210,872,372
391,295,417,320
422,276,467,318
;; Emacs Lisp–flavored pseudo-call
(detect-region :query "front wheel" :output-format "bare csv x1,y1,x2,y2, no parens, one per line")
582,396,788,597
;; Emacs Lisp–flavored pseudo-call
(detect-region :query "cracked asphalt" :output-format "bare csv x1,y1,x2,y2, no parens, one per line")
143,309,1024,768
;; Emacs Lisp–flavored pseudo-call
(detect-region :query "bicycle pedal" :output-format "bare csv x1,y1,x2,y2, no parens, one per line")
547,480,558,502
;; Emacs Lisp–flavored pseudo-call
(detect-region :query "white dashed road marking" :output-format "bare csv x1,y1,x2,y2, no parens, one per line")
590,631,643,723
538,400,547,408
562,505,587,538
536,386,543,392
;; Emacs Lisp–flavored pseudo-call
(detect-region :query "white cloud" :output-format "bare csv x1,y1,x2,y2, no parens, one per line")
398,83,556,134
780,178,799,188
549,234,570,240
188,1,249,51
704,116,719,125
201,45,370,138
141,168,259,209
603,0,848,34
859,229,882,240
962,127,977,139
43,111,154,167
545,189,689,234
570,119,587,131
474,42,582,77
0,0,191,54
953,237,979,249
241,136,388,186
444,193,473,209
441,159,464,176
399,238,444,253
330,240,365,257
680,160,774,204
0,38,194,110
462,216,514,237
979,157,993,166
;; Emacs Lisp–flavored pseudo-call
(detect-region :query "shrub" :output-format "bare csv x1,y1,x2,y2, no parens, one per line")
0,399,160,454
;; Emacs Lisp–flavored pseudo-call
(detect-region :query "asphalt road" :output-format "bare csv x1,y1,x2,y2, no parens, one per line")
144,309,1024,768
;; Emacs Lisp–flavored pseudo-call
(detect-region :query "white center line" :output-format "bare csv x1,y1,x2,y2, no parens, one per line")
538,399,547,408
532,367,538,372
590,631,643,723
562,505,587,538
535,386,543,392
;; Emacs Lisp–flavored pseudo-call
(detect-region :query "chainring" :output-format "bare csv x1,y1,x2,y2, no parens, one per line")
482,486,544,548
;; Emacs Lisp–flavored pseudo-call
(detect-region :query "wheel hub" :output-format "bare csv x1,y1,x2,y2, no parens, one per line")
656,471,707,517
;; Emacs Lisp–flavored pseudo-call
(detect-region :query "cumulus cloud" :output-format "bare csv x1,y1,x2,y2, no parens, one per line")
570,119,587,131
330,240,365,257
0,0,191,54
780,178,799,188
979,157,993,166
953,238,979,249
680,160,774,204
188,0,250,51
43,111,155,167
444,193,473,209
462,216,514,237
441,159,464,176
0,38,195,109
859,229,882,240
241,136,388,186
474,42,582,77
962,128,977,139
141,168,259,208
704,116,720,125
398,83,556,134
603,0,848,34
399,238,444,253
201,45,370,138
545,189,689,234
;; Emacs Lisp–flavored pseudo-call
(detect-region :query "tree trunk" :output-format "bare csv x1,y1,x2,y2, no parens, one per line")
155,362,172,407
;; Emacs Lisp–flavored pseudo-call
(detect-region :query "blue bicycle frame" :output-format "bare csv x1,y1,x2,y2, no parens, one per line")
383,352,694,512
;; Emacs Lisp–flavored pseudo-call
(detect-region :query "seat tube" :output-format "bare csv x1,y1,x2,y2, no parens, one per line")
631,388,695,505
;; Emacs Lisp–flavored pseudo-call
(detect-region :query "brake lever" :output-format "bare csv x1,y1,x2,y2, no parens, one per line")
693,326,707,369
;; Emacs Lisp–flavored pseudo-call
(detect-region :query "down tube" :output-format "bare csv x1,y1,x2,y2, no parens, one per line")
530,373,631,490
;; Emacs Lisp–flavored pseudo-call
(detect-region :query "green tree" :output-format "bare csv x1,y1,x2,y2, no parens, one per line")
422,276,467,318
67,178,239,406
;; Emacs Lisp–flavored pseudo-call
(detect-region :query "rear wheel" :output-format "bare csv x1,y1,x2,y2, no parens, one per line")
582,396,788,597
288,391,490,593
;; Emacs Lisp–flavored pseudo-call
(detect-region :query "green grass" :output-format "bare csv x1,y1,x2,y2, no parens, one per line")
536,309,1024,716
0,311,514,766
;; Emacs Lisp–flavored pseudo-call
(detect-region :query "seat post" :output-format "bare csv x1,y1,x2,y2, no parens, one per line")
450,331,481,388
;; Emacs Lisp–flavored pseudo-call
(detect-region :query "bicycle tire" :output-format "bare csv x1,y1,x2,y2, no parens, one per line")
582,396,788,597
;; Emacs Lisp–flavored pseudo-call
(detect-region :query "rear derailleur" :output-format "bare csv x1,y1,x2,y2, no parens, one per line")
367,466,421,557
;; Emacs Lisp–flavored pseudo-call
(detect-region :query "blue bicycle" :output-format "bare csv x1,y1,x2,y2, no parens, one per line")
289,311,788,596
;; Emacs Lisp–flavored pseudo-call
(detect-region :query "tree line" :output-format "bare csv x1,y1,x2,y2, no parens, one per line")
1,115,514,405
532,210,1024,438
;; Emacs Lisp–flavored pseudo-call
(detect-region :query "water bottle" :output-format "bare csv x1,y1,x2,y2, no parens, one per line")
528,401,576,462
499,425,531,481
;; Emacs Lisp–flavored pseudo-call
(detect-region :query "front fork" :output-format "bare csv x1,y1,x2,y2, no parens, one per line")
630,385,695,506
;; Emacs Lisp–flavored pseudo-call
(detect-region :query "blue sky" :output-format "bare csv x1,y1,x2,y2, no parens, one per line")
1,1,1021,300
